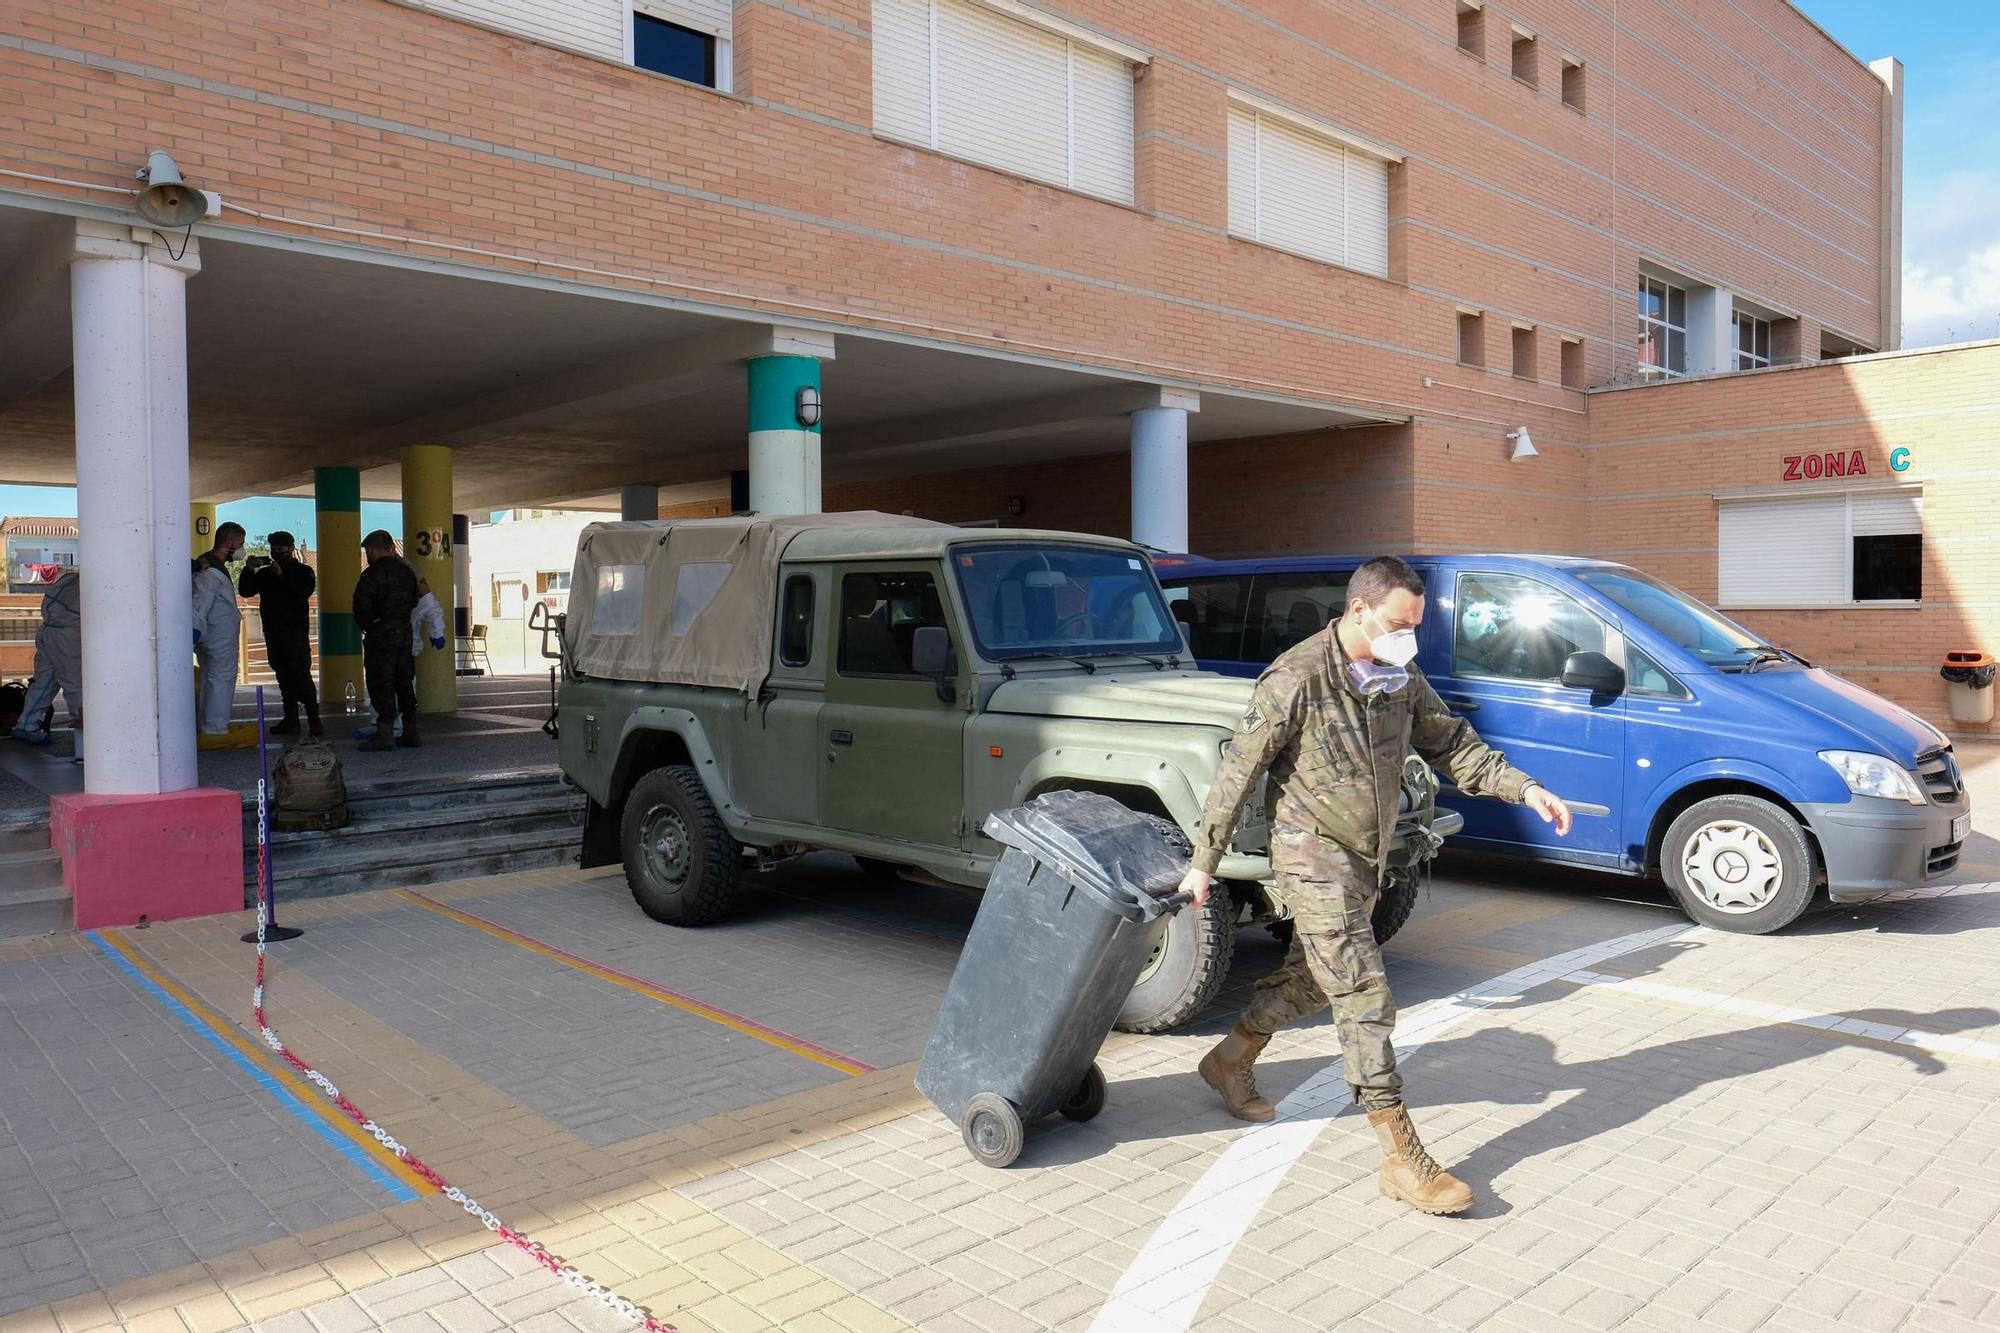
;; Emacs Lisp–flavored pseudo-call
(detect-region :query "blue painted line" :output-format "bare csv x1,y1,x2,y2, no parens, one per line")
84,932,420,1203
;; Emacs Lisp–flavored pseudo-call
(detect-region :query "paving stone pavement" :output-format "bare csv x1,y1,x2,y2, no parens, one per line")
0,752,1997,1332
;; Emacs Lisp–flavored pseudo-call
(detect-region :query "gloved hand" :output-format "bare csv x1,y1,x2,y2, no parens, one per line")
432,636,446,650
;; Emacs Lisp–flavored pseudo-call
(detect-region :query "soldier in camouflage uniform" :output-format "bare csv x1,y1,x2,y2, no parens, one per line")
1179,556,1572,1215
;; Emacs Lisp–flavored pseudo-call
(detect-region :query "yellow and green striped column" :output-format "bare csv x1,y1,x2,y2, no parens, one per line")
747,354,821,515
401,444,456,713
314,467,363,716
190,502,216,558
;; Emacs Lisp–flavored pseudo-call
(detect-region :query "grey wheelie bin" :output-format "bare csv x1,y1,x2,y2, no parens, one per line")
916,789,1190,1168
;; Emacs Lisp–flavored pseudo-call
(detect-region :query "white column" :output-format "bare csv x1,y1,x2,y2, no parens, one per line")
1686,285,1736,376
1130,405,1190,553
620,484,659,522
1872,56,1904,351
70,221,200,795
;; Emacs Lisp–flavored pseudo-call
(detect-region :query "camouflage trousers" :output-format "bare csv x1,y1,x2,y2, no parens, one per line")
1241,826,1402,1110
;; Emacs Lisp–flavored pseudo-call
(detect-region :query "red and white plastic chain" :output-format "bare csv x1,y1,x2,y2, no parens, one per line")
249,778,676,1332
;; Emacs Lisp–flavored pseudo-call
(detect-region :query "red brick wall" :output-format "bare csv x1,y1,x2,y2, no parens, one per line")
1,0,1885,416
1584,342,2000,736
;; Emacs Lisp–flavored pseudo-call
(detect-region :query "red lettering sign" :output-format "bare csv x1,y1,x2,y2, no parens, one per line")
1781,451,1869,482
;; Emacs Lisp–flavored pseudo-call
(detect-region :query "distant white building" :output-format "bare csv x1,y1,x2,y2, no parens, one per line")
468,509,613,673
2,516,80,593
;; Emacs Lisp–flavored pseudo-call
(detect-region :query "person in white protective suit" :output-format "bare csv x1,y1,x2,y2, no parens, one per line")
192,521,247,734
11,569,83,746
354,575,448,742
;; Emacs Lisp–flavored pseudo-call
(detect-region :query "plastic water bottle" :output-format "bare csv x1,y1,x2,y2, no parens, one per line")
343,682,357,715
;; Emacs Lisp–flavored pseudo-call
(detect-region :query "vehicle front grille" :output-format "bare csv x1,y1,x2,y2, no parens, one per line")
1917,748,1964,805
1926,840,1963,878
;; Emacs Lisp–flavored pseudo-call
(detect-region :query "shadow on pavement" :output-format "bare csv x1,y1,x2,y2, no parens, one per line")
1427,1005,1999,1216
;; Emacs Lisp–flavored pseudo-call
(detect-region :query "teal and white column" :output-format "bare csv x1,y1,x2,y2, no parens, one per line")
746,354,822,515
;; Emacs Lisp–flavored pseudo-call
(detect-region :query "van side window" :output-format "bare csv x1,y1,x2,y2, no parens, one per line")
1171,575,1252,660
1454,572,1609,683
778,574,815,667
839,571,946,677
1625,643,1689,699
1248,573,1351,659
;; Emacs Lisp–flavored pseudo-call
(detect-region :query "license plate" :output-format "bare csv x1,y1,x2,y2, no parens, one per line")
1951,813,1971,844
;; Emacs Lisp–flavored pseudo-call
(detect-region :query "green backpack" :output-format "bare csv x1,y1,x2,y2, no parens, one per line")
271,735,350,832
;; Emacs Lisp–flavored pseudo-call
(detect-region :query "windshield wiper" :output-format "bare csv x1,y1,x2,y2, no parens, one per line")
1000,650,1098,674
1738,644,1801,672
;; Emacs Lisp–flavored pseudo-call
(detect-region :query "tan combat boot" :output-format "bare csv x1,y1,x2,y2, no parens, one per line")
1367,1105,1474,1215
1199,1024,1276,1122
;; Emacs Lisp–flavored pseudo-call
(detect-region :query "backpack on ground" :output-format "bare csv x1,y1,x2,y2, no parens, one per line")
270,734,350,832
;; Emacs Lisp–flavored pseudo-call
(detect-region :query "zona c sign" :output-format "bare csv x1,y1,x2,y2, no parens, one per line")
1782,450,1867,481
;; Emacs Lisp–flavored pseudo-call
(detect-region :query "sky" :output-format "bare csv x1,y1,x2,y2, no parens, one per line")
2,5,1988,529
1797,1,2000,347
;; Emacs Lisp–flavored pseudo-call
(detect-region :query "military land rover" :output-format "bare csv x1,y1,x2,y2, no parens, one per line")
541,513,1459,1032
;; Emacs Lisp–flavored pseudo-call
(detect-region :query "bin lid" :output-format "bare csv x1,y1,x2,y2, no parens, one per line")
1942,651,1995,668
982,790,1188,919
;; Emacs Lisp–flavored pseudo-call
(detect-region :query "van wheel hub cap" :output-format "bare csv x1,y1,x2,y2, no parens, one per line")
1683,822,1782,913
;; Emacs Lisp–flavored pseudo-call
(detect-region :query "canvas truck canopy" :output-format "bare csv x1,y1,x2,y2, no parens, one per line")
565,512,947,694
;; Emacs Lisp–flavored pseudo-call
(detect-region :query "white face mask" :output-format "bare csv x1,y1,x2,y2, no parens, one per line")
1359,606,1420,668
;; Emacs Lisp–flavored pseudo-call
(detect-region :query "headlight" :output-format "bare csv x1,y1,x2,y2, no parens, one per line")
1818,750,1926,805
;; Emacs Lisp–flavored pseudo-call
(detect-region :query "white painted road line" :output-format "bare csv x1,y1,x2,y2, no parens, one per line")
1088,920,1696,1333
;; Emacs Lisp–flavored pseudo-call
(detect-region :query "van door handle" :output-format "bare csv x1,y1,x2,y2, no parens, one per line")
1442,697,1480,713
829,730,854,745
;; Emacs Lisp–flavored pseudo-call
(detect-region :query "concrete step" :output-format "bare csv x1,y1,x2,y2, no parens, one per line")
261,821,581,901
246,793,577,859
239,769,564,827
0,846,65,903
0,819,53,860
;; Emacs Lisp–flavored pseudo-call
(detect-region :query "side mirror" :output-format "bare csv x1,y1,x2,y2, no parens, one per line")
1561,650,1625,695
912,625,957,703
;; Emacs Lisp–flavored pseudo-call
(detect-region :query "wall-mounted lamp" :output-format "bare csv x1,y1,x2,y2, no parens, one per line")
1006,496,1026,516
1507,427,1538,462
794,385,822,428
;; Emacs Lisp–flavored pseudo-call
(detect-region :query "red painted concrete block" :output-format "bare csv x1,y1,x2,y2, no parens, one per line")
51,789,242,930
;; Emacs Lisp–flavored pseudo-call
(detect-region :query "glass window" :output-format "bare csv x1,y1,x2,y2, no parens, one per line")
778,575,815,667
1165,574,1252,660
1453,572,1609,683
1572,565,1773,665
953,545,1182,660
1625,643,1688,698
1734,311,1771,370
1853,534,1922,601
634,12,716,86
1637,276,1687,378
671,562,730,637
838,571,947,676
592,565,644,637
1248,573,1351,661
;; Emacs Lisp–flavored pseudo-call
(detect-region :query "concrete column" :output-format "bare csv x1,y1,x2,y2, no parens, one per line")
70,221,200,796
401,444,456,713
190,502,215,559
314,467,364,718
451,514,472,642
620,485,660,522
1130,406,1190,553
1686,286,1735,376
747,355,821,515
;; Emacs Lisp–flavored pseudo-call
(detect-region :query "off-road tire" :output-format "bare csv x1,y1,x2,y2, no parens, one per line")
1115,814,1235,1034
621,765,740,926
1661,794,1817,934
1264,866,1420,950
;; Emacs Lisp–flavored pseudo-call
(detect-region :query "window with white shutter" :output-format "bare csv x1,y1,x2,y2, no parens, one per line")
872,0,1137,205
1717,487,1922,607
1226,100,1393,278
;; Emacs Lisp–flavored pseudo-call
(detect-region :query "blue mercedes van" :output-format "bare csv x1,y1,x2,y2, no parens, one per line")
1155,553,1972,934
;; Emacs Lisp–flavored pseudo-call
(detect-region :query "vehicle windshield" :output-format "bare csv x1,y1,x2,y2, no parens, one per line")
1572,565,1774,666
953,544,1183,661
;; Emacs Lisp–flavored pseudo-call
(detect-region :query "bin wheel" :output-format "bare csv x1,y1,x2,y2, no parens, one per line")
963,1093,1025,1168
1060,1064,1107,1123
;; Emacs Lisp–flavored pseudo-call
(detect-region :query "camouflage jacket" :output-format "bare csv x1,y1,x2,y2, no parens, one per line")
1193,628,1534,875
